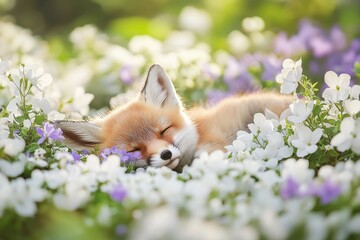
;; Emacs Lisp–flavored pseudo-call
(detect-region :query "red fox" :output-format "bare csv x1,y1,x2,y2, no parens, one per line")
58,65,292,172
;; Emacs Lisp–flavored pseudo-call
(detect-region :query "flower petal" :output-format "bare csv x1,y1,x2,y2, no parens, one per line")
338,73,351,87
324,71,338,88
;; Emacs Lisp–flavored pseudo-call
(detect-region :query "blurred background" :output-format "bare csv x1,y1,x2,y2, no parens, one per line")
1,0,360,109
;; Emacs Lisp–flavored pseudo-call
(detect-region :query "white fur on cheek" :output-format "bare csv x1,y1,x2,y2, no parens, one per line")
173,121,198,169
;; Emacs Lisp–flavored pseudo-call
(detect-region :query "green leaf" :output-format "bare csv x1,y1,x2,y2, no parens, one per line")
35,115,46,125
313,104,322,117
27,142,40,153
15,116,25,124
20,128,29,135
354,62,360,78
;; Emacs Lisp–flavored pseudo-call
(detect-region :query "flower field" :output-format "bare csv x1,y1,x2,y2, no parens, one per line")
1,1,360,239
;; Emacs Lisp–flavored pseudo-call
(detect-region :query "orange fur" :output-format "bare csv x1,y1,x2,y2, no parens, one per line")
189,92,292,153
58,65,292,171
96,101,186,160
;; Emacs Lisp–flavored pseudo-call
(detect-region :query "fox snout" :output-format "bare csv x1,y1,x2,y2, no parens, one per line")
160,150,172,160
141,140,182,169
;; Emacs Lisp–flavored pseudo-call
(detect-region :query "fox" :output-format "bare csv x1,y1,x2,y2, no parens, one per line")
57,64,292,172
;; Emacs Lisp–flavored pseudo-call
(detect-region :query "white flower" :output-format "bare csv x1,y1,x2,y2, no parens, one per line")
288,100,314,124
344,100,360,117
350,85,360,99
276,59,303,94
84,154,101,171
47,110,65,121
53,182,90,211
44,169,68,189
24,65,53,92
23,119,32,129
227,30,250,54
252,132,293,167
248,113,275,135
69,24,100,49
306,214,328,240
6,97,21,117
62,87,94,116
0,159,25,177
260,210,287,240
179,6,212,34
242,16,265,32
10,177,46,217
281,159,314,183
29,97,53,114
0,58,11,75
348,214,360,234
97,205,113,226
322,71,351,102
128,35,162,56
0,173,11,216
291,125,323,157
3,137,25,156
331,117,360,154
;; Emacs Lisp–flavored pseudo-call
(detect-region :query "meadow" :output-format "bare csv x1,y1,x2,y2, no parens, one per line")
1,0,360,239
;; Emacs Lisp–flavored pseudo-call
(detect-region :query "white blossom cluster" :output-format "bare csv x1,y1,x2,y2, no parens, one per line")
2,148,360,239
229,59,360,168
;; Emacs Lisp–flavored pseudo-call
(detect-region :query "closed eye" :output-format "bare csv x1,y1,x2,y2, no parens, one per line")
160,126,172,135
128,148,140,153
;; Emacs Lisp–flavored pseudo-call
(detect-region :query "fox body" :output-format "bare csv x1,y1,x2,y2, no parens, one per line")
58,65,292,172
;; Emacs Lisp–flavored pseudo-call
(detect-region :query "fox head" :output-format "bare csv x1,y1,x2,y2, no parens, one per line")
57,65,199,172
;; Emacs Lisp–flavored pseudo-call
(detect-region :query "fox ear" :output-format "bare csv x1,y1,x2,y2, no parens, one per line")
56,121,102,151
140,64,182,108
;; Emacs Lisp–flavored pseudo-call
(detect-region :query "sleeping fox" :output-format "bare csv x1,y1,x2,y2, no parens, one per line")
57,64,292,172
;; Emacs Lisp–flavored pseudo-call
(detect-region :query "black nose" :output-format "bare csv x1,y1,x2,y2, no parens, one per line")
160,150,172,160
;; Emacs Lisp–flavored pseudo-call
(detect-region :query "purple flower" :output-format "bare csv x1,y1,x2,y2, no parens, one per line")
115,224,127,236
259,55,282,81
281,177,300,199
202,63,220,80
308,180,341,204
100,146,141,163
309,36,333,58
329,26,347,51
224,57,256,92
281,177,342,205
326,39,360,76
119,65,134,85
70,150,81,162
274,33,306,57
35,122,64,144
110,184,127,202
81,149,90,155
206,90,231,105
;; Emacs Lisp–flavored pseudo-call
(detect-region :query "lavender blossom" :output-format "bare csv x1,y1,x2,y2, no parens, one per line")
224,57,255,93
119,65,134,85
281,177,300,199
274,33,306,57
70,150,81,163
281,177,341,205
100,146,141,163
308,180,341,204
110,184,127,202
115,224,127,236
326,39,360,76
206,90,231,105
35,122,64,144
258,55,282,81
